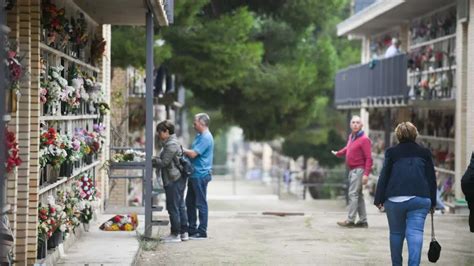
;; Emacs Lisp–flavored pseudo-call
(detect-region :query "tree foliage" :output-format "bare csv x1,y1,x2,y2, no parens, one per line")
110,0,360,165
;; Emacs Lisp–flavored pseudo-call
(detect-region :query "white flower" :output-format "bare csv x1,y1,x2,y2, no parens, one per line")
47,195,56,205
58,77,68,88
76,200,86,211
51,71,60,79
71,78,83,90
83,186,89,191
59,224,67,232
85,79,93,87
84,177,89,182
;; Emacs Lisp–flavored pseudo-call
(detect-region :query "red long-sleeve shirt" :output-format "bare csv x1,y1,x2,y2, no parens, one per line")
336,132,373,176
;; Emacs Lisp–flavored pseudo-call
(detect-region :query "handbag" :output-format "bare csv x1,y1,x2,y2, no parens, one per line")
427,212,441,263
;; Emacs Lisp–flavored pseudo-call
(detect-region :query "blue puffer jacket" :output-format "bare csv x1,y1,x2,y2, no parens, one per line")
374,141,437,207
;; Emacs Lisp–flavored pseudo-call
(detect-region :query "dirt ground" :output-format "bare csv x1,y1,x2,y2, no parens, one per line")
137,180,474,265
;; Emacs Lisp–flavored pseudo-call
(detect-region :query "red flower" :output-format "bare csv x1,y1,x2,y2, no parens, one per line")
113,215,122,223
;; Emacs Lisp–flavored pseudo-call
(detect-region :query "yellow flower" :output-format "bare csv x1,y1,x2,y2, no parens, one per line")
123,223,134,231
110,224,120,231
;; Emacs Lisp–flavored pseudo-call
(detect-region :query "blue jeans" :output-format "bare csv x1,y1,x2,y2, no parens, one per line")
384,197,431,266
164,177,188,235
186,175,211,235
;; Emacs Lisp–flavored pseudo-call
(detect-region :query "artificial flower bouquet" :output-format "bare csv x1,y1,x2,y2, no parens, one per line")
5,127,22,173
111,149,146,163
99,213,138,232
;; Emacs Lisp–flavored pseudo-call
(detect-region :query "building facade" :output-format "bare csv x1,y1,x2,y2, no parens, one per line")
1,0,169,264
335,0,473,211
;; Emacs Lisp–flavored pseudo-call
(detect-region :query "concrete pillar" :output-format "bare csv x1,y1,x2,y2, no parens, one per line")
454,10,474,198
462,0,474,198
360,106,370,137
361,36,371,63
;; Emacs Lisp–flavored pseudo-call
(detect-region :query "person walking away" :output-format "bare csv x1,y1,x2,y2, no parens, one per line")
461,152,474,232
153,120,189,243
332,115,373,228
183,113,214,239
374,122,437,266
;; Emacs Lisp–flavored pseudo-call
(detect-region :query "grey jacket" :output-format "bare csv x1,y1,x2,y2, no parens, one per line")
153,134,181,186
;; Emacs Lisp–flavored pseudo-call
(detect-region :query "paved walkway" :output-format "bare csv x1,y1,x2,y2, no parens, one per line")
57,179,474,265
56,213,143,266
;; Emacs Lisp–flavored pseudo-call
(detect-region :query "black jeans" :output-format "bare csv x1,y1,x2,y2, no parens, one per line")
164,177,188,235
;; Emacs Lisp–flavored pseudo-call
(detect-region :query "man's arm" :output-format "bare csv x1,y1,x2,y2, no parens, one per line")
333,147,347,157
184,135,211,159
332,136,349,157
183,148,198,159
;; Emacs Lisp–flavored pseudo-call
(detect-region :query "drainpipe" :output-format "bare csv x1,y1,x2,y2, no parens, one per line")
144,10,154,238
1,0,8,240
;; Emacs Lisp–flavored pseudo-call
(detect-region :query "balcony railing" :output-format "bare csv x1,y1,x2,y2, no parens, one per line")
335,53,408,107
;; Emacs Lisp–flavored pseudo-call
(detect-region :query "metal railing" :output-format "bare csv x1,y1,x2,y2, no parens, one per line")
335,53,408,106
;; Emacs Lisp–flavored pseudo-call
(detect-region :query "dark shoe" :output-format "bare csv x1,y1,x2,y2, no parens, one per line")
189,233,207,240
354,221,369,228
337,220,355,228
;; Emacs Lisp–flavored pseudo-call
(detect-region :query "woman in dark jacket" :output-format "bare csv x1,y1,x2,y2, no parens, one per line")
374,122,437,266
153,120,188,243
461,152,474,232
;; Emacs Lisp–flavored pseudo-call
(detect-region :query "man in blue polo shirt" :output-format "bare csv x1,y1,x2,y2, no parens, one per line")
183,113,214,239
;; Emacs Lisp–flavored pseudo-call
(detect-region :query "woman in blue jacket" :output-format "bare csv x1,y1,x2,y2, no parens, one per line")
374,122,437,266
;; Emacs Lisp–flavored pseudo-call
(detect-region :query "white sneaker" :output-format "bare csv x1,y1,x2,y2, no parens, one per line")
161,234,181,243
180,232,189,241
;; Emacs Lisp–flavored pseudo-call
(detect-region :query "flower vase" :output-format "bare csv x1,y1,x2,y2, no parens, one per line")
40,167,47,186
12,91,18,113
61,102,69,115
47,164,60,184
85,154,93,165
83,222,90,232
59,161,73,177
36,238,47,259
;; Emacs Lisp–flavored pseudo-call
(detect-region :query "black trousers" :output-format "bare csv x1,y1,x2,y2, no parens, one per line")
461,182,474,232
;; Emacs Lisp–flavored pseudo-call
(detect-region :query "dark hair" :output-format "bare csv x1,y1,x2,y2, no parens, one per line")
156,120,175,134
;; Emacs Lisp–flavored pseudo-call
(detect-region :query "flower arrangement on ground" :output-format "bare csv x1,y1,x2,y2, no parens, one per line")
100,213,138,231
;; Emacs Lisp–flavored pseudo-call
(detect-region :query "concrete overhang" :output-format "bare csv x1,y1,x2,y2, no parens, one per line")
337,0,455,37
74,0,168,26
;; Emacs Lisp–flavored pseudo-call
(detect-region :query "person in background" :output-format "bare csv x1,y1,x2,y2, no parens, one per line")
153,120,189,243
183,113,214,239
461,152,474,232
374,122,436,266
384,38,401,58
332,115,373,228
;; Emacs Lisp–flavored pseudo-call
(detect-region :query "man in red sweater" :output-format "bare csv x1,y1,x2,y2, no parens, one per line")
332,115,373,228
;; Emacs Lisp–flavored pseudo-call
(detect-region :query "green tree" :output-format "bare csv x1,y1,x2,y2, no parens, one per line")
110,0,360,153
